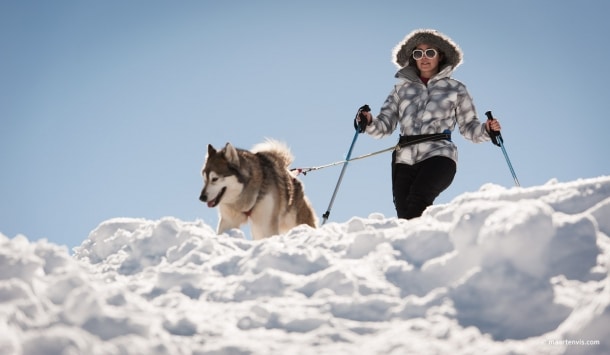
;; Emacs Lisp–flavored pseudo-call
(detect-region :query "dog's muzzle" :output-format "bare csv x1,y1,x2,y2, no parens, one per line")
199,187,225,208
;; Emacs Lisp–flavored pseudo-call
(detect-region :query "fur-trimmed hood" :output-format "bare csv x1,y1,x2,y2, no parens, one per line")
392,29,463,70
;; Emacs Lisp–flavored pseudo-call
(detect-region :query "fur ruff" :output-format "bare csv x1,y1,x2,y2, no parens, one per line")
392,28,463,69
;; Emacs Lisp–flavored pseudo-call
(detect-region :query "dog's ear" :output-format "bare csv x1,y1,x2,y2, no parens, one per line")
207,144,217,157
223,142,240,166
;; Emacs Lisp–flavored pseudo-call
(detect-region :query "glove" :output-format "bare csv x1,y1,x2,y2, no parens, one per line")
353,104,371,133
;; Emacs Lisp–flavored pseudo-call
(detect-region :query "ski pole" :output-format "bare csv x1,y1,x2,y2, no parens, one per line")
321,105,370,225
485,111,520,187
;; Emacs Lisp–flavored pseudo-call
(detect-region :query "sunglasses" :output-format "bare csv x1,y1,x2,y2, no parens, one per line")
412,48,438,60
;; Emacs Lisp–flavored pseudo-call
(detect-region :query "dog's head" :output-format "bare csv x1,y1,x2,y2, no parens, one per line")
199,143,244,208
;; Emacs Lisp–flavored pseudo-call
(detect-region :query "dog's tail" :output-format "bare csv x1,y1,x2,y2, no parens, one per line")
251,138,294,168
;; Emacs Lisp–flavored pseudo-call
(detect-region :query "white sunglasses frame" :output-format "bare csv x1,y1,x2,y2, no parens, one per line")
412,48,438,60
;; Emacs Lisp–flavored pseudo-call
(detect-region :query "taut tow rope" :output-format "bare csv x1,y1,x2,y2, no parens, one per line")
291,133,451,176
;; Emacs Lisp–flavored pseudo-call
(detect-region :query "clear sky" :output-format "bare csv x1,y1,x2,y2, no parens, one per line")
2,0,609,249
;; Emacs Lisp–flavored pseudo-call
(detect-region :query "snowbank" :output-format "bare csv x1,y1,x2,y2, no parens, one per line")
1,176,609,354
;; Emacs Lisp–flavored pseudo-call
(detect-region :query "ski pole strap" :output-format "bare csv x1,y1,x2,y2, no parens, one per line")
397,132,451,149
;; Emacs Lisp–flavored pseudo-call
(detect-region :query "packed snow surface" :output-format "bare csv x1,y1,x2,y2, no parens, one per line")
1,176,610,355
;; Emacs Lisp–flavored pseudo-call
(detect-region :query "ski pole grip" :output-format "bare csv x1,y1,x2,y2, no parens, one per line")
485,111,494,121
485,110,502,146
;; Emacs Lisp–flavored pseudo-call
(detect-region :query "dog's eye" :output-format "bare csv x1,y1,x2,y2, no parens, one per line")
211,177,219,182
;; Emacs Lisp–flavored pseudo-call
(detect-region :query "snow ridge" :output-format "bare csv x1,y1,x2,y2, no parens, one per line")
1,176,609,354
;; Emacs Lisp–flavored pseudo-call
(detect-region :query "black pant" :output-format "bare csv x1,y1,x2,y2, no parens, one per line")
392,156,456,219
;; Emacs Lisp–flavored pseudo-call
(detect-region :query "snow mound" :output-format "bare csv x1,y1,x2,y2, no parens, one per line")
1,176,609,354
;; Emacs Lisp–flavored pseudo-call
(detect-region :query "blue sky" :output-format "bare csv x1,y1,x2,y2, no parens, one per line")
2,0,609,249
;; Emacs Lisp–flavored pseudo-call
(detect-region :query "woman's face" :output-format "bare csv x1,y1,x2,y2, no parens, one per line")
414,43,441,78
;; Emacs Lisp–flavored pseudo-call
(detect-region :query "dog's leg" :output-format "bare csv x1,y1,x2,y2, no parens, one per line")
298,197,318,229
249,194,280,240
278,210,298,235
217,205,247,235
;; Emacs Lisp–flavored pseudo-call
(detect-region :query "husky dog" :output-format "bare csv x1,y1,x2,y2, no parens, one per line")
199,139,317,240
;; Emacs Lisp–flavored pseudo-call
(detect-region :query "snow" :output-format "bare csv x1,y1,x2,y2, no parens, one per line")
2,176,610,355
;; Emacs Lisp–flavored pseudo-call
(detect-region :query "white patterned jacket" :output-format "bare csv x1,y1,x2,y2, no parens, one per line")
365,65,491,165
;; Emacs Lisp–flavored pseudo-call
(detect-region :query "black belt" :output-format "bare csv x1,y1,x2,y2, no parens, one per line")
397,132,451,148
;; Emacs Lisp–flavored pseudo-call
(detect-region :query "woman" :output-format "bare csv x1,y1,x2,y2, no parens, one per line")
357,29,502,219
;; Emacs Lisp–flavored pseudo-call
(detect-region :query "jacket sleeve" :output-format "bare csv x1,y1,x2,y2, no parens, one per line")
455,84,490,143
365,85,400,138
